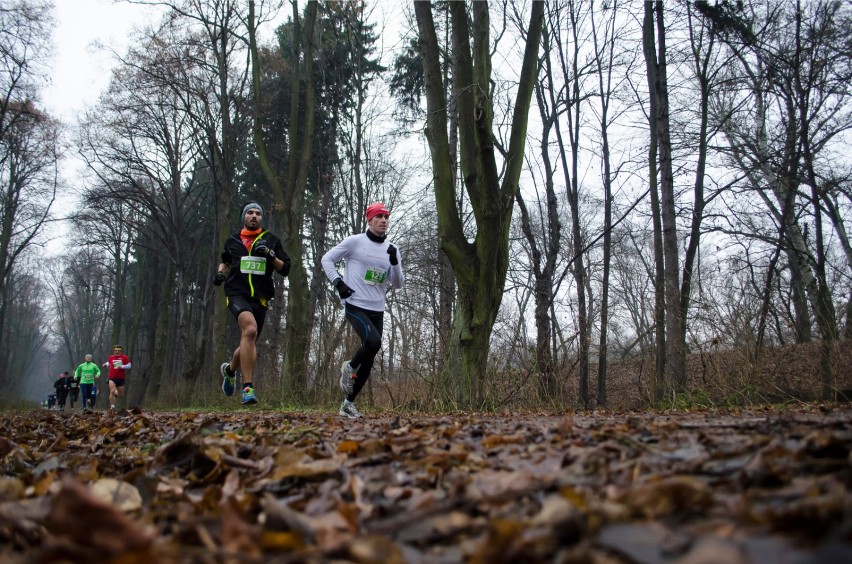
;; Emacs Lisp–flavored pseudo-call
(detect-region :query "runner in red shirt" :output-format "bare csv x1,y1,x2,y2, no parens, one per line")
102,344,131,410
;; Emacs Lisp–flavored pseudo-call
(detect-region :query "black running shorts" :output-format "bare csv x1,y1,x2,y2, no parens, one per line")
226,294,268,336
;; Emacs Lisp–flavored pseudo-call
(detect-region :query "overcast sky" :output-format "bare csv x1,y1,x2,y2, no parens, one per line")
39,1,163,253
43,0,404,120
44,0,159,123
39,0,407,253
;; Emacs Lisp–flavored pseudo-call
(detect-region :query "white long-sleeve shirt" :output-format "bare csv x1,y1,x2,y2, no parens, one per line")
321,233,404,312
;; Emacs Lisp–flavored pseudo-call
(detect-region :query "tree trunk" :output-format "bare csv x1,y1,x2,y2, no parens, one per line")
591,0,617,408
442,286,500,407
794,2,838,400
437,4,459,379
213,28,237,379
776,174,815,342
845,289,852,340
642,0,667,402
415,0,544,408
651,1,686,393
145,259,173,404
821,194,852,340
248,0,318,401
281,0,318,400
518,13,561,402
437,251,455,376
561,2,590,408
679,4,715,363
516,190,558,400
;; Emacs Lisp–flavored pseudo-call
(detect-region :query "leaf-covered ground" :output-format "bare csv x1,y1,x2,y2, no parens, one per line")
1,405,851,563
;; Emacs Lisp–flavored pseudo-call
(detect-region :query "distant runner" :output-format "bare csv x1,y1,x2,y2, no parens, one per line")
102,345,131,410
74,354,101,413
67,370,80,408
53,372,69,411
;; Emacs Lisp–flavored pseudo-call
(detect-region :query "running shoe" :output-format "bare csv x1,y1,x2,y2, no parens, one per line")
220,362,235,397
339,399,362,419
339,361,357,395
241,386,257,405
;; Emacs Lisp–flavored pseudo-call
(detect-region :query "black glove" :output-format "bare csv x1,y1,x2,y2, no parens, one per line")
253,240,276,260
387,244,398,265
213,271,227,286
334,278,355,299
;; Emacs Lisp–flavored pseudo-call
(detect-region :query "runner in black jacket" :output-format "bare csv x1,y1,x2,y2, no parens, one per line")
213,202,290,405
53,372,69,411
67,371,80,408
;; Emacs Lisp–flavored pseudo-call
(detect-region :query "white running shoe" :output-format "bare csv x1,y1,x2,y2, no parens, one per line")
339,399,362,419
339,361,357,395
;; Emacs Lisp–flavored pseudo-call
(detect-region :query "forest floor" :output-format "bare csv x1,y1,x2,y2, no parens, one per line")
0,405,851,563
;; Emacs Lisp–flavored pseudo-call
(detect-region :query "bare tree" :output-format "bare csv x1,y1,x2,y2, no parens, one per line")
128,0,255,373
415,1,543,407
248,0,318,398
643,0,684,400
0,1,58,386
49,248,114,368
699,0,852,398
589,0,629,407
77,26,217,403
514,3,564,402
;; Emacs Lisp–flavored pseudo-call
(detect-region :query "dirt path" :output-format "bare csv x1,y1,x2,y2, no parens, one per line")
1,405,850,562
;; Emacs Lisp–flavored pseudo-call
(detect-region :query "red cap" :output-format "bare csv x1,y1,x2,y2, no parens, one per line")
365,202,390,222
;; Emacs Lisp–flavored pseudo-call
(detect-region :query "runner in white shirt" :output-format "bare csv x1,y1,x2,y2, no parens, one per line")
321,202,405,418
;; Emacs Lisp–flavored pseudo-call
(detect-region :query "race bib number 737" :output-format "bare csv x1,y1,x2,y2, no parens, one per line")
240,256,266,274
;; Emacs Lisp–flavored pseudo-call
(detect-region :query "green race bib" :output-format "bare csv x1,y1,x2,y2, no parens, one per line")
240,256,266,274
364,267,387,285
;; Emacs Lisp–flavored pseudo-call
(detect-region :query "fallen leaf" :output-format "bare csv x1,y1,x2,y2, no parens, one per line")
89,478,143,511
621,476,714,518
45,478,156,557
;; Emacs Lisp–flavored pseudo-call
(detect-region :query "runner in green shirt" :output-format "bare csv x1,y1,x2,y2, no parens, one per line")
74,354,101,413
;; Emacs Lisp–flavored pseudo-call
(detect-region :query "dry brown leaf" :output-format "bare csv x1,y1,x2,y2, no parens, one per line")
0,476,25,501
0,495,52,521
394,510,472,544
260,529,304,551
678,537,748,564
622,476,714,518
45,478,156,555
469,469,539,500
349,534,406,564
337,440,359,454
89,478,143,511
219,497,262,558
156,476,188,497
0,436,17,459
221,467,241,499
270,456,342,481
0,407,849,562
31,470,56,496
482,433,526,448
468,518,526,564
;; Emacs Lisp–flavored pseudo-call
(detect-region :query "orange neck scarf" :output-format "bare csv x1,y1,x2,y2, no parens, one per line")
240,228,262,251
